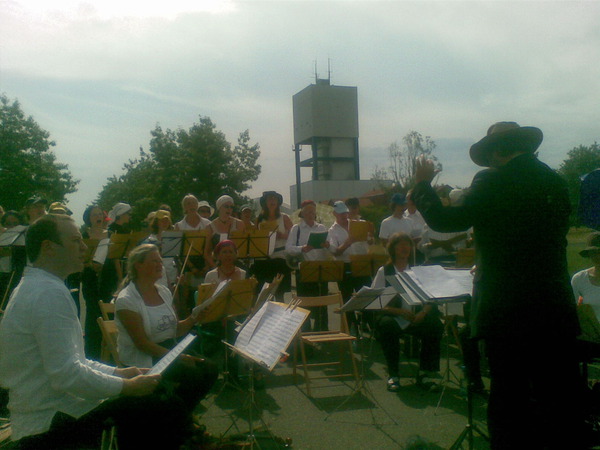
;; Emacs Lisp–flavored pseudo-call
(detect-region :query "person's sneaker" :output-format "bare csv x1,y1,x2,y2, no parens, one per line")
387,377,400,392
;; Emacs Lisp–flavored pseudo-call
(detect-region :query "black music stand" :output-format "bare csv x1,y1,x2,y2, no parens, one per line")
222,300,309,448
449,386,489,449
349,254,388,279
298,260,344,297
298,260,344,331
326,289,398,426
349,254,388,333
229,229,274,260
199,279,258,398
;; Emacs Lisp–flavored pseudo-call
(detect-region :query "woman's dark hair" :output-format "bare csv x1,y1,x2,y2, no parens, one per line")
386,232,414,264
1,210,23,227
257,194,281,223
257,208,279,224
83,204,102,227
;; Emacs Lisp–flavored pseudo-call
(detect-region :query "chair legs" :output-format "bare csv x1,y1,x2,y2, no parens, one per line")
300,339,312,397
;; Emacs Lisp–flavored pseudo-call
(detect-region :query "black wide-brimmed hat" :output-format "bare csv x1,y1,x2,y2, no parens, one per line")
260,191,283,209
580,232,600,258
469,122,543,167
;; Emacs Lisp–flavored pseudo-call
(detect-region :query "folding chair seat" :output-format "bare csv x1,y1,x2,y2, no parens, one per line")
292,292,359,396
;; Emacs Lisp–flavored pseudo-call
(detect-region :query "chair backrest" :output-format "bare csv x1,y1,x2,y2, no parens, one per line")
293,292,349,332
294,292,343,309
97,317,122,367
98,301,116,321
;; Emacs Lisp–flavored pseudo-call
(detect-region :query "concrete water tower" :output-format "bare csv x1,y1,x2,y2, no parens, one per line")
293,78,360,181
290,75,390,209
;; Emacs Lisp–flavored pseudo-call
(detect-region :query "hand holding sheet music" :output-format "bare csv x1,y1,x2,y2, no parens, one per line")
148,334,196,375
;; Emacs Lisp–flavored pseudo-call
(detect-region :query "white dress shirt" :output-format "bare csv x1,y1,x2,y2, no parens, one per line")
285,221,330,261
0,268,123,440
379,215,419,240
328,222,369,263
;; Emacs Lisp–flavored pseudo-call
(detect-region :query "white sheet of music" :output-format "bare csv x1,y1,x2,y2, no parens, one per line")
148,334,196,375
93,238,109,265
406,266,473,300
234,301,308,371
340,286,385,312
365,286,399,310
0,225,27,247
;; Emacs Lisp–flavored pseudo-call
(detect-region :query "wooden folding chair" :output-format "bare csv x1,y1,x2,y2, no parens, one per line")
98,301,116,321
97,317,122,367
292,292,359,397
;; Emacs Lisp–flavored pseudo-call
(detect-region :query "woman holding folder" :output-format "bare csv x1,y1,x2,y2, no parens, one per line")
372,232,443,392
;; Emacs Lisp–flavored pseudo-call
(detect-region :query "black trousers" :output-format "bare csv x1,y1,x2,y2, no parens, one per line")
296,270,328,332
376,312,443,377
485,336,585,450
17,359,218,450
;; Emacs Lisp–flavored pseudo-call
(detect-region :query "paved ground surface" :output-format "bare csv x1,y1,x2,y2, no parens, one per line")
198,292,492,450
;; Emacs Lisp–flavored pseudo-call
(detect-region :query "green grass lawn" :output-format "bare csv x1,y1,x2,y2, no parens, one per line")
567,227,596,276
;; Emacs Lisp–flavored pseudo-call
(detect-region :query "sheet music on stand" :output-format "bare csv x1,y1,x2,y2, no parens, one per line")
339,286,386,313
0,225,27,247
338,285,412,330
148,333,196,375
191,280,230,318
232,301,309,372
386,265,473,315
406,265,473,302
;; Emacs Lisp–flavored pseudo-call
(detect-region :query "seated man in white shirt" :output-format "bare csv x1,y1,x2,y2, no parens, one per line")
0,214,189,449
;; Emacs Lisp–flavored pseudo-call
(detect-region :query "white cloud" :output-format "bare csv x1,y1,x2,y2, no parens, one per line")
1,1,599,220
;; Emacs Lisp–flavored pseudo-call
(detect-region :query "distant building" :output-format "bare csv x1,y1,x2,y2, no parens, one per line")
290,77,391,209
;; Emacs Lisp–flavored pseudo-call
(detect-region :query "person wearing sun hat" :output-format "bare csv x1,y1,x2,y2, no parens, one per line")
253,191,293,300
412,122,582,449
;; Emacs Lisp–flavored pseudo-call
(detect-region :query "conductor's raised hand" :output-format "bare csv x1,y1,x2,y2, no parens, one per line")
415,155,438,184
121,374,161,397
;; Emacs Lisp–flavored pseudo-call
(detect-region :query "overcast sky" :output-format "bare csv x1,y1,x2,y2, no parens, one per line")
2,0,599,223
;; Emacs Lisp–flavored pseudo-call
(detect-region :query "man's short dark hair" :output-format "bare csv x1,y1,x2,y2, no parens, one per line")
26,214,72,263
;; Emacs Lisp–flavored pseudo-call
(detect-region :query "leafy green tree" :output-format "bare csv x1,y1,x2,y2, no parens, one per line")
558,142,600,224
373,130,441,190
0,94,78,210
96,117,261,225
